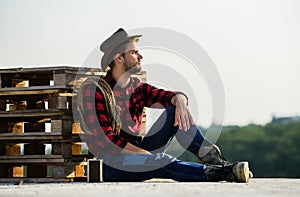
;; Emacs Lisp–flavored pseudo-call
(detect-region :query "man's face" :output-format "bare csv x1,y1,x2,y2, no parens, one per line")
122,41,143,74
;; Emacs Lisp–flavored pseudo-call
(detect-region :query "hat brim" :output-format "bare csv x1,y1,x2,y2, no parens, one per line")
101,35,142,70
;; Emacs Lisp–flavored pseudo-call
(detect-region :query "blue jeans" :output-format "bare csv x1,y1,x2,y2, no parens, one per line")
102,106,208,182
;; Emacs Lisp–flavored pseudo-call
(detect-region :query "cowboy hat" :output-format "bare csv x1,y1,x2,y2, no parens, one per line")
100,28,142,70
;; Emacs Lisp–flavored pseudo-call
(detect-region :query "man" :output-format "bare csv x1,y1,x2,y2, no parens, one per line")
81,28,252,182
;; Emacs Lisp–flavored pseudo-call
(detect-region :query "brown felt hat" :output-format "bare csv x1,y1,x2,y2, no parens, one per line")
100,28,142,70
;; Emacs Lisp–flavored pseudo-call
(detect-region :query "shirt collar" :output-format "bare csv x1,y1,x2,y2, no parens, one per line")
103,70,116,88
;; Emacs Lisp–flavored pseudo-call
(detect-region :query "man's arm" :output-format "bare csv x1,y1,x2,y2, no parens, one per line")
171,93,194,131
139,82,194,131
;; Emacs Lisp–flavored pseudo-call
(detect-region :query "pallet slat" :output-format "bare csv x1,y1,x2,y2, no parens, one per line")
0,85,71,95
0,155,65,164
0,109,71,118
0,132,64,140
0,178,69,183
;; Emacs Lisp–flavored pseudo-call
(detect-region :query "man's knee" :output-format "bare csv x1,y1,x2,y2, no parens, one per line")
166,105,175,113
165,105,176,118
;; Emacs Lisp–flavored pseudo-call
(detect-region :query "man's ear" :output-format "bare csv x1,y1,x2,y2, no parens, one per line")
114,53,123,64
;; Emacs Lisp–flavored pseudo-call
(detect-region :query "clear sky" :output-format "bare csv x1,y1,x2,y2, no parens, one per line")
0,0,299,127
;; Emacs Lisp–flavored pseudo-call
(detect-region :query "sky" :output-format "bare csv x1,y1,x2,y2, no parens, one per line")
0,0,299,127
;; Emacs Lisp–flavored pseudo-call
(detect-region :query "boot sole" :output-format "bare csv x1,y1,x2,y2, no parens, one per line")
234,161,250,183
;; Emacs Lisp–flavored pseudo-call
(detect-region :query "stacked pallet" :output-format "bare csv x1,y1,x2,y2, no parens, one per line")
0,66,98,183
0,66,147,183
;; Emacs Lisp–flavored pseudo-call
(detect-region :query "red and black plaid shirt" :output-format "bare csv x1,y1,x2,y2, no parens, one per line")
83,70,175,156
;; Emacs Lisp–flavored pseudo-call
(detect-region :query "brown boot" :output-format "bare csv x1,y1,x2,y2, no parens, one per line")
204,161,250,183
198,141,229,165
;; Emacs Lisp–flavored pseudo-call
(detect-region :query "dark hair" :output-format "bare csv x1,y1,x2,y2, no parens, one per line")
107,41,128,69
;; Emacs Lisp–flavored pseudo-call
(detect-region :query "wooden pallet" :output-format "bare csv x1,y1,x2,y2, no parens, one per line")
0,67,97,182
0,66,148,183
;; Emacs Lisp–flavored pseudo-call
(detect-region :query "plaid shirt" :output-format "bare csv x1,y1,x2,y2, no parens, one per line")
83,70,176,156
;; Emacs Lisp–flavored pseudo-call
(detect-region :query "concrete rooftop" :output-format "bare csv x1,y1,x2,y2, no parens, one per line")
1,178,299,197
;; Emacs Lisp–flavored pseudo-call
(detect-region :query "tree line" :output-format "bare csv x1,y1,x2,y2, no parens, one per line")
166,120,300,178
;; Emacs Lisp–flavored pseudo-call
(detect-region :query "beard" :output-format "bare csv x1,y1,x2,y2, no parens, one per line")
124,59,141,74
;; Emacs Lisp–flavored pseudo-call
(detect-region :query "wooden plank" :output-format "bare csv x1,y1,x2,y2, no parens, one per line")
0,132,64,141
48,96,68,109
51,119,72,133
0,155,65,164
0,66,103,74
75,164,85,177
8,122,23,133
6,101,27,111
8,166,24,177
0,66,103,90
6,144,22,155
72,122,82,134
65,161,87,178
53,73,71,86
72,143,82,155
0,177,68,183
3,145,23,178
12,79,27,88
0,132,54,138
5,146,25,177
0,85,71,95
0,109,71,118
0,66,82,74
52,143,72,156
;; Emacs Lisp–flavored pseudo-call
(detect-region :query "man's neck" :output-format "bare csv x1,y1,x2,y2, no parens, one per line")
111,68,131,88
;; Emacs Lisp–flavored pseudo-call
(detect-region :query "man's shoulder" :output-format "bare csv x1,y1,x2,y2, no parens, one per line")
130,77,153,89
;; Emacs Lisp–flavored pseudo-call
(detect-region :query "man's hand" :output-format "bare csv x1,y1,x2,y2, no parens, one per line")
171,94,194,131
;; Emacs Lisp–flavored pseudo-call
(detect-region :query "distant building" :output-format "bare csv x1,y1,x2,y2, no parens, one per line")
271,116,300,124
